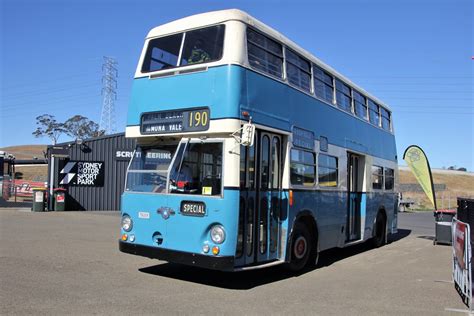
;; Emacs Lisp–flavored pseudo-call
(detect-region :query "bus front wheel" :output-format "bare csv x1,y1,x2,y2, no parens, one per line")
287,222,312,271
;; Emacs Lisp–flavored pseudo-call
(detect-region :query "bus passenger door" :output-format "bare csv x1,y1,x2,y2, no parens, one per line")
347,153,363,241
236,130,283,267
257,132,282,263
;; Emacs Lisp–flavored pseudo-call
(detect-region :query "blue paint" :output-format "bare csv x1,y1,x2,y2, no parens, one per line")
121,189,239,257
127,65,397,161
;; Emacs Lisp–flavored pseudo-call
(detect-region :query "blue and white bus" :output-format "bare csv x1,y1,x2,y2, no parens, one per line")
119,9,398,271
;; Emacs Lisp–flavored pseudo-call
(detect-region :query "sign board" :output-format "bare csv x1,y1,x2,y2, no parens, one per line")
292,126,314,150
50,146,69,158
141,108,210,134
115,149,135,161
452,218,473,310
59,161,105,187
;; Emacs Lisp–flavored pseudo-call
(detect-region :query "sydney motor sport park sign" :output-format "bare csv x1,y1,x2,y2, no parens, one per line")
59,161,105,187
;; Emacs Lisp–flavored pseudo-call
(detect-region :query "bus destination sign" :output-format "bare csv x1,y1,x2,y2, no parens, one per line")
141,108,210,134
292,126,314,150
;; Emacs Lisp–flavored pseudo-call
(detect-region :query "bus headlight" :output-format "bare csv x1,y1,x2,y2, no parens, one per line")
121,215,133,232
210,225,225,244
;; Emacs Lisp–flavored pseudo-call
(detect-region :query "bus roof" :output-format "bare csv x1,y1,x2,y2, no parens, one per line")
146,9,391,111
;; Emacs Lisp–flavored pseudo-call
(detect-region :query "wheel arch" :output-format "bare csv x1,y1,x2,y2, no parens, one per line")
287,209,319,262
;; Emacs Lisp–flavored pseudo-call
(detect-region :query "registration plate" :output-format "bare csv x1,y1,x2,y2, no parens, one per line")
180,201,206,217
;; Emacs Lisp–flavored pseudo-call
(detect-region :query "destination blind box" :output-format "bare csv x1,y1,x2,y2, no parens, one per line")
140,108,210,134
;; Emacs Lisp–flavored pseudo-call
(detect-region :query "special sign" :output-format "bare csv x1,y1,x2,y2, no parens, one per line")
141,108,210,134
59,161,105,187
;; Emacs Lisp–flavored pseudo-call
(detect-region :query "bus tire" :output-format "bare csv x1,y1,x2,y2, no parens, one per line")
287,222,312,272
372,211,386,248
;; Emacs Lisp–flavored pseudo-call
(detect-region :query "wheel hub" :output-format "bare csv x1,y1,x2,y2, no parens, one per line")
294,236,307,259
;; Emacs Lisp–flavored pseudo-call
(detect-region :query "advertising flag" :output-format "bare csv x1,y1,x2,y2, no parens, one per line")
403,145,437,209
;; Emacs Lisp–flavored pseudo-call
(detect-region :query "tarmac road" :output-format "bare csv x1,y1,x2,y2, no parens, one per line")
0,208,467,315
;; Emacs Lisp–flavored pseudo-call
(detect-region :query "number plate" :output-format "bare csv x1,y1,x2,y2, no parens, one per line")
180,201,206,217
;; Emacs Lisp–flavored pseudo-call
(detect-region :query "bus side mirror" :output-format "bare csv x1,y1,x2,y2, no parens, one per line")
241,123,255,147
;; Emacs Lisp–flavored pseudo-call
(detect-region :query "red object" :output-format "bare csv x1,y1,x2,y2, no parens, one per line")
177,181,188,189
434,209,456,214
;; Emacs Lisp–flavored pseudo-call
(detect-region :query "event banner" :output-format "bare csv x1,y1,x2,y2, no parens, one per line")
403,145,437,209
452,218,473,310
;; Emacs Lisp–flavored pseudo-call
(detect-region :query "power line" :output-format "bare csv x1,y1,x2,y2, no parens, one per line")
1,72,100,90
1,92,101,110
0,95,101,118
2,83,99,100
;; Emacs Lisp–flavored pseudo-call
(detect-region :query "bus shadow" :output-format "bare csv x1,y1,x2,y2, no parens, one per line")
139,229,412,290
317,229,411,268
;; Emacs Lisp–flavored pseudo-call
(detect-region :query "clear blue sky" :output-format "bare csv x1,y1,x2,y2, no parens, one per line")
1,0,473,170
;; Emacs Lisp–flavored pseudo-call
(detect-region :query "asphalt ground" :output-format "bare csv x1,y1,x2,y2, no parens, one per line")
0,207,468,315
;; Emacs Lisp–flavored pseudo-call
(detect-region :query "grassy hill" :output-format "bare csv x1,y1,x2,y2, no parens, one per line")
399,168,474,210
0,145,48,160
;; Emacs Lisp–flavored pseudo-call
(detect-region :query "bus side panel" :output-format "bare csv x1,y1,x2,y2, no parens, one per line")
242,68,397,162
364,192,398,239
289,190,347,252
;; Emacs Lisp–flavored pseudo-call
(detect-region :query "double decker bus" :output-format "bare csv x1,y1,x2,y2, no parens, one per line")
119,9,398,271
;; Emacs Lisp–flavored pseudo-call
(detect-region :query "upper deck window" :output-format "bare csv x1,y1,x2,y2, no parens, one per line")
313,66,334,104
368,99,380,126
381,107,391,131
353,90,368,120
335,79,352,112
247,28,283,79
286,49,311,92
142,25,225,73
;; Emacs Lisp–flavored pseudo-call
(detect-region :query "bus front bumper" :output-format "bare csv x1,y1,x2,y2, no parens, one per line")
119,240,235,271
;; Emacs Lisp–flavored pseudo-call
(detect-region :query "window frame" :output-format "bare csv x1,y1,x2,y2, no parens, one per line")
353,90,368,121
335,78,353,113
384,167,395,190
290,148,316,188
371,165,384,191
317,153,338,188
141,24,226,74
313,64,334,104
285,48,312,93
246,27,284,80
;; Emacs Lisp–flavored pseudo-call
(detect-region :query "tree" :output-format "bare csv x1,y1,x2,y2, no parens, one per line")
63,115,105,140
32,114,66,145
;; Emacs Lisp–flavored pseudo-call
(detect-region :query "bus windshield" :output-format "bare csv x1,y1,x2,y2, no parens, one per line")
141,24,225,73
125,144,179,193
125,140,223,196
169,141,223,196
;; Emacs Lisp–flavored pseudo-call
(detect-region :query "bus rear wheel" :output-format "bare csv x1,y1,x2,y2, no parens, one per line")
372,212,386,248
287,222,313,272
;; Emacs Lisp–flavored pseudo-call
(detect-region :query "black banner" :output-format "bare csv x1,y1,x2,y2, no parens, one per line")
59,161,105,187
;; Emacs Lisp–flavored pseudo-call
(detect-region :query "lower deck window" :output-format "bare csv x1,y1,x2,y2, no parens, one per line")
372,166,384,190
385,168,394,190
169,141,223,196
318,154,338,187
290,149,315,186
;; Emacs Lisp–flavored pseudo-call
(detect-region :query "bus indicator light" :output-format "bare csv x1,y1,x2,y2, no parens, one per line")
121,234,128,241
289,190,293,207
212,246,220,255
